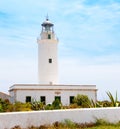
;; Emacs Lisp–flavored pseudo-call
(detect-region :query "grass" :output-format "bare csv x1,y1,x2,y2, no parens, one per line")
11,125,120,129
11,119,120,129
88,125,120,129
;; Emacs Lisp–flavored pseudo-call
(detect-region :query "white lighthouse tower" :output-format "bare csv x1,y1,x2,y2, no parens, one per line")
37,17,59,84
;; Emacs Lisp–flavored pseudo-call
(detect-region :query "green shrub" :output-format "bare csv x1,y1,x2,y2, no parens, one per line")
0,104,3,112
0,98,11,112
73,94,91,108
12,102,32,111
52,98,62,109
106,91,119,107
62,119,76,129
89,100,102,108
45,104,54,110
69,103,78,109
95,118,110,126
31,100,44,110
101,100,112,107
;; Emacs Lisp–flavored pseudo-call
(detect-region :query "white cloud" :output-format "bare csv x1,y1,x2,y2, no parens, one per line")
55,1,120,55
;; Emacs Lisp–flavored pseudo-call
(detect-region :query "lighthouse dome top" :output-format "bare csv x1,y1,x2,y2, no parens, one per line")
42,17,53,27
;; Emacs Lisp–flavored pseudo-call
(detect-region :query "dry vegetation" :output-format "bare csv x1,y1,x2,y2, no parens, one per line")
11,119,120,129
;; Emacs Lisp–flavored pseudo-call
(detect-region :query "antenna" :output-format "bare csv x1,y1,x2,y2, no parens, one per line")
46,14,49,21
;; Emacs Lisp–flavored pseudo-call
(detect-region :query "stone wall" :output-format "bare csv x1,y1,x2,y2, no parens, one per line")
0,107,120,128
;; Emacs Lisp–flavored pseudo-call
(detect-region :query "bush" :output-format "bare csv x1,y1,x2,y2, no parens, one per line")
52,98,62,109
31,100,44,110
12,102,32,111
0,98,11,112
63,119,76,128
73,94,91,108
45,104,54,110
69,103,78,109
101,100,112,107
0,104,3,112
95,118,110,126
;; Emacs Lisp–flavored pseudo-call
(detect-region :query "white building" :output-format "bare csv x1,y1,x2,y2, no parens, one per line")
9,17,97,105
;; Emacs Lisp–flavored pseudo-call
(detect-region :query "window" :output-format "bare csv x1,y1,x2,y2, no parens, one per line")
26,96,31,103
55,96,61,102
48,34,51,39
40,96,46,105
70,96,74,104
49,58,52,63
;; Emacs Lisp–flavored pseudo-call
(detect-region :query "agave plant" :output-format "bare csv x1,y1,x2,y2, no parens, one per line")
106,91,119,107
89,99,102,108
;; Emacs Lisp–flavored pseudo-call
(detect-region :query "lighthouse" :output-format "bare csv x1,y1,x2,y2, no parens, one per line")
37,17,59,84
9,17,97,105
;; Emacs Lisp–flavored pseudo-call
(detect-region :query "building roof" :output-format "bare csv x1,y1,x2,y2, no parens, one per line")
0,92,10,100
9,84,97,92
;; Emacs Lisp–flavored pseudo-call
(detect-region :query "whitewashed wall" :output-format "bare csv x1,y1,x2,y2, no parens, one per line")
9,84,97,104
0,107,120,129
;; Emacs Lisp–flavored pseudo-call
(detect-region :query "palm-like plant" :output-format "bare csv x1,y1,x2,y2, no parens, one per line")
90,99,102,108
106,91,119,107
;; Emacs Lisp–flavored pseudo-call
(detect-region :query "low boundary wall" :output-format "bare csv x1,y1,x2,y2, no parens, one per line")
0,107,120,128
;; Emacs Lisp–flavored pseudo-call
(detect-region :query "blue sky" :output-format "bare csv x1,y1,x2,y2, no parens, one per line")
0,0,120,100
